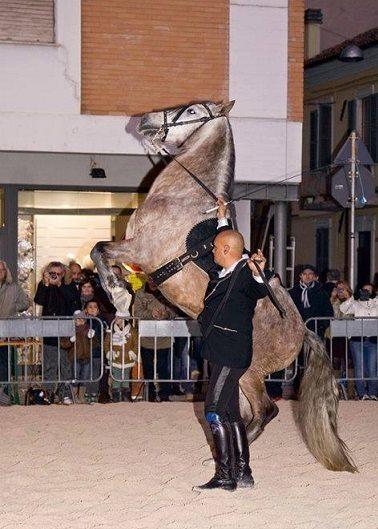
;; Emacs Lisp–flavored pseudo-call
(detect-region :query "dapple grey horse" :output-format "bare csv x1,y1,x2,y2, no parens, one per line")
91,101,356,473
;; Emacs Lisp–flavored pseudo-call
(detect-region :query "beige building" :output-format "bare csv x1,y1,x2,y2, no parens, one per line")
292,25,378,287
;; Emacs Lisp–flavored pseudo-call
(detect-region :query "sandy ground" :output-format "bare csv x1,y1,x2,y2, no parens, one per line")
0,401,377,529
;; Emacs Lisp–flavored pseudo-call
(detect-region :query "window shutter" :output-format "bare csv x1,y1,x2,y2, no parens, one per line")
0,0,54,43
362,94,378,163
347,100,356,132
319,104,332,168
310,110,318,170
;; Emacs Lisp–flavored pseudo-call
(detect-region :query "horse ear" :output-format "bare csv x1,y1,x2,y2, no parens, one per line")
217,100,235,115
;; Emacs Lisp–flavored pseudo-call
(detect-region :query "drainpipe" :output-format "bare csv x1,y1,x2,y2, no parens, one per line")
304,9,323,60
274,202,287,287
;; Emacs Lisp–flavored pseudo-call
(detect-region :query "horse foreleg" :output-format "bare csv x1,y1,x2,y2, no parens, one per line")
90,239,139,315
239,368,279,444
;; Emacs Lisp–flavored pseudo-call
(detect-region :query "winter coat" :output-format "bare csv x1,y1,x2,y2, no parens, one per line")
133,287,177,350
288,281,333,336
60,322,99,362
106,323,138,369
0,282,29,317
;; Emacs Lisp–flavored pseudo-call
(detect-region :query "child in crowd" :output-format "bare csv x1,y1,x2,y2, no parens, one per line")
61,309,99,403
83,299,107,403
106,318,137,402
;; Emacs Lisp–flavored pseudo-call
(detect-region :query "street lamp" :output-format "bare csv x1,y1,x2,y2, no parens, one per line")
339,44,364,62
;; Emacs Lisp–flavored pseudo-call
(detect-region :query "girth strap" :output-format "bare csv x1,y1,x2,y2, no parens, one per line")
149,235,215,286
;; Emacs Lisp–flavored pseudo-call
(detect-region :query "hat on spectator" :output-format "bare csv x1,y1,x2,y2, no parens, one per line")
300,264,318,274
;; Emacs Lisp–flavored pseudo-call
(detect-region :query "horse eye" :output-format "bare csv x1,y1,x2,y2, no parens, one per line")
187,108,196,115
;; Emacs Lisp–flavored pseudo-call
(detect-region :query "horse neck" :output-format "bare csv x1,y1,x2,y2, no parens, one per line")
178,117,235,197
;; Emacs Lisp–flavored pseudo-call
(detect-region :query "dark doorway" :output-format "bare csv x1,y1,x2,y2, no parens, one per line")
357,231,371,287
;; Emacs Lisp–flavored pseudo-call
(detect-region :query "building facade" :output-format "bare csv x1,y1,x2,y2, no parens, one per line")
0,0,304,290
293,26,378,287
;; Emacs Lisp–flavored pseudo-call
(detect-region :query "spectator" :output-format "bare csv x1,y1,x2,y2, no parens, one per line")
79,279,116,325
34,261,80,404
289,264,333,337
284,265,333,400
330,280,353,318
134,279,177,402
68,261,83,290
82,299,106,403
61,310,99,403
106,317,137,402
0,260,29,404
339,283,378,400
323,269,341,299
328,280,353,398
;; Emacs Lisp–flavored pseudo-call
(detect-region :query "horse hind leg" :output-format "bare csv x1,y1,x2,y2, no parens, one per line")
90,239,138,314
239,369,279,444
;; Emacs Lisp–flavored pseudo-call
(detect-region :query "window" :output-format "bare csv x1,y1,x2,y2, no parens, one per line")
362,94,378,162
309,104,332,170
0,1,54,44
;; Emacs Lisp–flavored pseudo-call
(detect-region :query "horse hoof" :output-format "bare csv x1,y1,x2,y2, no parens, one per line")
247,419,263,444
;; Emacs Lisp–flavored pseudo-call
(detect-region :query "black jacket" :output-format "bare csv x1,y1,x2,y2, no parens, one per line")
199,261,270,369
288,281,333,336
34,281,81,345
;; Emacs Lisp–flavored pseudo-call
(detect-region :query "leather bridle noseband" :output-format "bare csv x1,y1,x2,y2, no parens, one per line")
159,103,215,142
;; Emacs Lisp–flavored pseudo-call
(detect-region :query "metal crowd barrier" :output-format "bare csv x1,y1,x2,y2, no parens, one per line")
0,316,104,402
305,316,378,398
108,318,297,393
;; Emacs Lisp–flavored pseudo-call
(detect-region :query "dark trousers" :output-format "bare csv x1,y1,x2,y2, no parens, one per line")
0,345,10,383
205,362,246,422
140,347,171,399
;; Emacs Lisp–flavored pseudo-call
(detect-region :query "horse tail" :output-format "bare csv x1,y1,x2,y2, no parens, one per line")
297,329,357,473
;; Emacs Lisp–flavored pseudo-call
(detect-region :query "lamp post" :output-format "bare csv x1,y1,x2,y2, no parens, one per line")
349,131,357,290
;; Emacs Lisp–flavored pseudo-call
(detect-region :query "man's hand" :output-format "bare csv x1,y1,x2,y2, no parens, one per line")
247,249,266,276
216,197,228,220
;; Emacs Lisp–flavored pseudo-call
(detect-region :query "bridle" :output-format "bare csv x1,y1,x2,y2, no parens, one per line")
159,103,216,142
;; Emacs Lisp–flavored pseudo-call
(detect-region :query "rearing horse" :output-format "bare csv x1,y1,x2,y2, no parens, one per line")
91,101,356,473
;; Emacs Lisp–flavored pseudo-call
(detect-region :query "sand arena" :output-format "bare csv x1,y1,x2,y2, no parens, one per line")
1,401,377,529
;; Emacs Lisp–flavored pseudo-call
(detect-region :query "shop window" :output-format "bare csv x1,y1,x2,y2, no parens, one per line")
0,1,55,44
362,94,378,163
310,104,332,170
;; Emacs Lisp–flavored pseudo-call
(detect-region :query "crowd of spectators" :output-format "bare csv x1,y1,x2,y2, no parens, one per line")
0,257,377,405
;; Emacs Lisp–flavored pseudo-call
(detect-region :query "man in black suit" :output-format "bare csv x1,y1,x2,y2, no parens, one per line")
194,200,270,492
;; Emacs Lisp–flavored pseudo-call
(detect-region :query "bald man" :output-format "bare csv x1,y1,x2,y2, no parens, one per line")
195,199,271,492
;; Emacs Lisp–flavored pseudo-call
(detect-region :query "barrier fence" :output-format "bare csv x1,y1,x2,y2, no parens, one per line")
1,315,376,403
306,316,378,399
0,316,104,403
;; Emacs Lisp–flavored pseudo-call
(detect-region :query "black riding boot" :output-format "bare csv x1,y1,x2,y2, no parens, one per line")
231,421,254,488
194,421,236,491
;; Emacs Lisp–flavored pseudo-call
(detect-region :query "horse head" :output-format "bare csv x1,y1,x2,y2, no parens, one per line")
138,100,235,154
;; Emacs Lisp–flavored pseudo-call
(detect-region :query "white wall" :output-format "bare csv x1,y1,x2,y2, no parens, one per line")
229,0,302,183
35,214,111,281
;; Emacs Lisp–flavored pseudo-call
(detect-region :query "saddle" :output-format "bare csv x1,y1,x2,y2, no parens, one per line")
149,218,218,286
